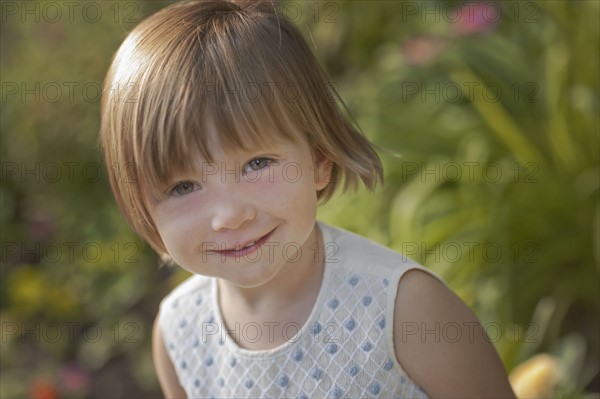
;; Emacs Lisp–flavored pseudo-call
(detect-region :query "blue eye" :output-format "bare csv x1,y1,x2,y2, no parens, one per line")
245,158,274,172
169,181,197,197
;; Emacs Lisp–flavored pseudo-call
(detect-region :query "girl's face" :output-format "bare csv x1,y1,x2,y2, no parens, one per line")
146,136,332,288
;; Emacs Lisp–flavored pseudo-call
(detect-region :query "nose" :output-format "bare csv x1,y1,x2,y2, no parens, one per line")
210,191,257,232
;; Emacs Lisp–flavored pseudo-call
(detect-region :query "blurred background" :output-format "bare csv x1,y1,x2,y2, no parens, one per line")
1,1,598,398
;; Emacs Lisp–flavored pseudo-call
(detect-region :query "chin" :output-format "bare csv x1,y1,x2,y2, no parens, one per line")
227,260,285,289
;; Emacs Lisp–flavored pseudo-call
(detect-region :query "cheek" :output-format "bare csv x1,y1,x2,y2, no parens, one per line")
264,163,318,213
152,201,205,256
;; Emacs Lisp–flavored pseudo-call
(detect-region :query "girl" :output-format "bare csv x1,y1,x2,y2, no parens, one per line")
100,1,516,398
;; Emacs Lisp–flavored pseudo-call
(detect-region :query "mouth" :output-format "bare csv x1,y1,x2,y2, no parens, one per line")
216,227,277,258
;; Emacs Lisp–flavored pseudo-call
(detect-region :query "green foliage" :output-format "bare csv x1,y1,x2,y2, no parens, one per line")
318,1,599,396
1,1,598,397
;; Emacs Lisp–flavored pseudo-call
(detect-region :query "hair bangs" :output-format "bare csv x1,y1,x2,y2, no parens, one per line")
137,7,309,197
138,67,306,199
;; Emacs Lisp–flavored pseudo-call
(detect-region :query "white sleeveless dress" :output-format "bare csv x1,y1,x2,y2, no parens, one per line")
159,221,444,398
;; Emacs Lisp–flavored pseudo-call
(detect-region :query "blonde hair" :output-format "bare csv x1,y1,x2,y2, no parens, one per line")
100,0,383,255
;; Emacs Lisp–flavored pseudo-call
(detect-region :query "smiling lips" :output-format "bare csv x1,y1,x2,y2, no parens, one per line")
214,228,276,258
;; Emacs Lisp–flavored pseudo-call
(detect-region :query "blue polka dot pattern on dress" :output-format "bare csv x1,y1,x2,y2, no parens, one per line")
328,298,339,309
292,348,303,361
362,296,372,306
278,374,289,387
310,322,322,335
384,358,394,371
311,367,322,380
370,382,381,395
327,343,338,354
345,318,356,331
348,275,359,286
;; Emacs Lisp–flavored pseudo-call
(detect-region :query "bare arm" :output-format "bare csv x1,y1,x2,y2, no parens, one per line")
152,313,188,398
393,269,516,399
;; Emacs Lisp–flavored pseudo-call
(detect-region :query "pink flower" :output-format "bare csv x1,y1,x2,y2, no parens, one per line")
60,362,90,392
402,35,446,66
451,2,501,36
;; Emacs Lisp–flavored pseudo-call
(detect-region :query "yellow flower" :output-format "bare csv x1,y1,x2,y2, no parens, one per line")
509,353,560,399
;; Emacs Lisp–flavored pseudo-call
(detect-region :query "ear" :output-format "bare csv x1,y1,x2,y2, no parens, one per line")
313,151,333,191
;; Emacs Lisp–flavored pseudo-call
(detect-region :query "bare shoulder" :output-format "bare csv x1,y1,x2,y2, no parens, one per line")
393,269,516,399
152,312,188,399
